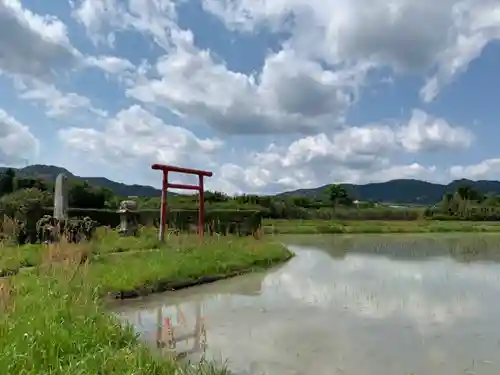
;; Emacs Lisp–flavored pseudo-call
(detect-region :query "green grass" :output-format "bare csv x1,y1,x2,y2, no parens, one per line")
263,219,500,234
91,226,162,254
91,237,291,293
0,231,293,374
0,244,46,276
0,227,165,274
0,270,232,375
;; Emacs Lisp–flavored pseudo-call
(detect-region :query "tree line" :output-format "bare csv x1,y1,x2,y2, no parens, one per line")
0,171,376,219
2,168,498,221
0,169,116,211
429,184,500,220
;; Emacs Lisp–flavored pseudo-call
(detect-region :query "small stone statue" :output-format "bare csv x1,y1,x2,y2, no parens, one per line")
118,200,139,236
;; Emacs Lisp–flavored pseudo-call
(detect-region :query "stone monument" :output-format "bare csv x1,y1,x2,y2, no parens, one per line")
53,173,69,221
118,199,139,236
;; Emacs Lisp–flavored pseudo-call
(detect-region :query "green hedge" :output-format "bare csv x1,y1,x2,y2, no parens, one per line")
167,209,262,235
322,207,422,220
265,206,422,220
36,207,261,235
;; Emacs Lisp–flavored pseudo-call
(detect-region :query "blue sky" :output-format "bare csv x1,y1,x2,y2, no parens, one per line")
0,0,499,194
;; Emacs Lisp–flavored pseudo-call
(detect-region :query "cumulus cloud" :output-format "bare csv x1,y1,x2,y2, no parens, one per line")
1,0,492,194
202,0,500,102
0,0,79,78
73,0,499,139
449,158,500,180
398,110,473,152
128,40,367,134
420,0,500,101
0,0,160,83
16,79,107,119
0,0,145,119
84,55,135,75
58,104,223,168
0,0,127,122
72,0,368,134
0,109,39,165
71,0,178,49
213,110,470,194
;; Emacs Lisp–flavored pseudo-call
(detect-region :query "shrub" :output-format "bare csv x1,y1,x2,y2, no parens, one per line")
0,188,52,218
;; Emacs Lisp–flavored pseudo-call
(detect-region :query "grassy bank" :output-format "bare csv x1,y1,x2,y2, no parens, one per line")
0,231,292,374
263,219,500,234
0,226,221,277
92,236,292,297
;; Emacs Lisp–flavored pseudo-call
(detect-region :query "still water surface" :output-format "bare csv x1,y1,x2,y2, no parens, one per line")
113,235,500,375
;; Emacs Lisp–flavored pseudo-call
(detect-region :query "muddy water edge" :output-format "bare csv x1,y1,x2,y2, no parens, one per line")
109,234,500,375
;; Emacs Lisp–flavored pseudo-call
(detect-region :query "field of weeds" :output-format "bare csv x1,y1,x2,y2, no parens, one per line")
0,219,292,375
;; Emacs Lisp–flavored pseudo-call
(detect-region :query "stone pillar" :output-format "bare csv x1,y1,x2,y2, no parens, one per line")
118,200,139,236
53,173,69,221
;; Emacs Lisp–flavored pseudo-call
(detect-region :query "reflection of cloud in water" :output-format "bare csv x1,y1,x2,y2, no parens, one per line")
115,240,500,375
265,250,485,332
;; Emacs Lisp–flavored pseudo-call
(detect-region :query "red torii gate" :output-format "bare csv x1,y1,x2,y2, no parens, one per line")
151,164,213,241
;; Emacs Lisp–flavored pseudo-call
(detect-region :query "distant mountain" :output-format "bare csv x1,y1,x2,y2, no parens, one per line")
0,164,164,198
3,164,500,204
277,178,500,205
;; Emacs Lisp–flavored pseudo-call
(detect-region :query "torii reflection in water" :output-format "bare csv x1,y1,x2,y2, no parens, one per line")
150,300,207,360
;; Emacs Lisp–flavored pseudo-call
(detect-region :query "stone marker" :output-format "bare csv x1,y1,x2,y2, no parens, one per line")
118,200,139,236
53,173,69,221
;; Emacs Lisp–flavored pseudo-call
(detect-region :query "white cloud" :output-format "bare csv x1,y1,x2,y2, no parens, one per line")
421,0,500,101
73,0,499,140
0,0,145,116
398,109,473,152
70,0,499,141
128,42,367,134
0,0,492,194
265,249,482,326
71,0,120,42
16,80,107,119
215,160,440,195
202,0,500,102
213,110,468,194
0,0,79,77
0,109,39,165
72,0,368,134
58,104,223,169
83,55,142,86
449,158,500,180
84,55,135,75
71,0,178,49
371,163,438,182
0,0,149,85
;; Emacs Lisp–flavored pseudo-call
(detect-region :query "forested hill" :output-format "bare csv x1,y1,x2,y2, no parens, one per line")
0,165,163,198
3,165,500,204
277,179,500,205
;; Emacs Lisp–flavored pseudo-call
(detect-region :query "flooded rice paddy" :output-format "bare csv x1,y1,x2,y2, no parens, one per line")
112,234,500,375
